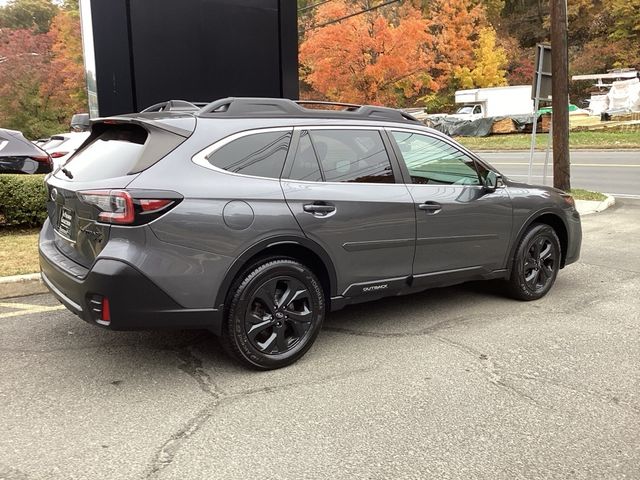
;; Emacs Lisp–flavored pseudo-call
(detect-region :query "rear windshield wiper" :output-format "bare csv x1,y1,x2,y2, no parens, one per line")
61,167,73,179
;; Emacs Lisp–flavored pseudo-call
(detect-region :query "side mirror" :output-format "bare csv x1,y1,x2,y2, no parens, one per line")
484,171,501,192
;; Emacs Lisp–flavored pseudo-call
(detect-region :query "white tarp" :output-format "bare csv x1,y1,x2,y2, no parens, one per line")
607,78,640,112
588,94,609,116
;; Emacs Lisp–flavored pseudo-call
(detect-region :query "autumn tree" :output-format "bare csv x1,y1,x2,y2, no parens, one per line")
0,28,66,138
299,1,434,106
0,0,58,33
454,27,508,88
48,4,86,115
425,0,485,91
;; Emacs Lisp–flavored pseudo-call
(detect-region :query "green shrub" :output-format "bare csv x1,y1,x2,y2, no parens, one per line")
0,174,48,228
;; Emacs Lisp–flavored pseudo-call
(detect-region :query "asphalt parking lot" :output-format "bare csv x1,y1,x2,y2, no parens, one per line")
1,199,638,480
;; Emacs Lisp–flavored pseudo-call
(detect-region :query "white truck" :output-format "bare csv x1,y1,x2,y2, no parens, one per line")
452,85,534,120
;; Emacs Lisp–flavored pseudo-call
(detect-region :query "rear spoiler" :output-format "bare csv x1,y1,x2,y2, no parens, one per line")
90,114,196,138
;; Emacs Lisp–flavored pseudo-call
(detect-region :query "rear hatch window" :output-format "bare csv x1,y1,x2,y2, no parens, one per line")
41,136,67,151
58,124,152,182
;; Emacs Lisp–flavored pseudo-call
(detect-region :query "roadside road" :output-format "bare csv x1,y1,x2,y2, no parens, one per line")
0,199,638,479
478,150,640,197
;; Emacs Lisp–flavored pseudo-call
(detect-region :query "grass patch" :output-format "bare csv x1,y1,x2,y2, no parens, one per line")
456,131,640,151
0,228,40,277
569,189,607,202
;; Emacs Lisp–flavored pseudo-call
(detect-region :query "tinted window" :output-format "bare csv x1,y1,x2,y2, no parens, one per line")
62,124,149,181
391,131,481,185
308,129,394,183
289,131,322,182
207,130,292,179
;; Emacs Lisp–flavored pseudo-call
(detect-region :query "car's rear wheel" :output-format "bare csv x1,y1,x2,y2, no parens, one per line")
222,258,325,370
507,224,561,301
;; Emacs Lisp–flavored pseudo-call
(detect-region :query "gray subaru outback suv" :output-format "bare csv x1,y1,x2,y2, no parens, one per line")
39,98,581,369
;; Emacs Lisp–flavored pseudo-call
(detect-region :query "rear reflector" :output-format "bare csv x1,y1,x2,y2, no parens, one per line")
89,294,111,326
101,297,111,324
50,151,69,159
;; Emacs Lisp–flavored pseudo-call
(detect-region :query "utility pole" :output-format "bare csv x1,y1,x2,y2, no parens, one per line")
550,0,571,191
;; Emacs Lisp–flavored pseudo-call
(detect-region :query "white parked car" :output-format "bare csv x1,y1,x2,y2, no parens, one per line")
41,132,90,169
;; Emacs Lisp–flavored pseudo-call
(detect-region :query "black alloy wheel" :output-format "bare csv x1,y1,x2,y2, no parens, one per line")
507,224,561,300
223,258,325,369
246,276,313,354
523,236,556,293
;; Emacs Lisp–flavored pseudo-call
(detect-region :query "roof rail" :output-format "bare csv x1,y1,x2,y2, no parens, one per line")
197,97,420,123
141,100,208,113
295,100,362,111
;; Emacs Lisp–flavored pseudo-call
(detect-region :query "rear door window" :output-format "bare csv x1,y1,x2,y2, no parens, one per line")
206,130,292,179
302,129,395,183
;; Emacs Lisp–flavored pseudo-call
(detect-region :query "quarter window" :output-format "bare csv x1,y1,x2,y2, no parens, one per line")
206,130,292,179
289,131,323,182
391,131,481,185
300,129,394,183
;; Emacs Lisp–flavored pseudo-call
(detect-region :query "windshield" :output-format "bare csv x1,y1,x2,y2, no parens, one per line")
457,106,474,114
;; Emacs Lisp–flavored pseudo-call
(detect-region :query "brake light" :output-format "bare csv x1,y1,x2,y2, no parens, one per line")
78,190,134,224
78,189,179,225
50,151,69,159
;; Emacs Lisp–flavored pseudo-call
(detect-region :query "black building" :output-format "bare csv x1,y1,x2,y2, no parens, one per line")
80,0,298,117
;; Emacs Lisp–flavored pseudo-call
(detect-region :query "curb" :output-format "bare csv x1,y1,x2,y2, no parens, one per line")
575,194,615,216
0,273,47,299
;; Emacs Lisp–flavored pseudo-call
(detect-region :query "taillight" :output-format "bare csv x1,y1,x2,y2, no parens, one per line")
32,155,52,167
78,189,180,225
139,198,173,212
561,194,576,208
50,151,69,159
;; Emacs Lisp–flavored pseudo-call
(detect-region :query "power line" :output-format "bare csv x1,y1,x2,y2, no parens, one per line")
298,0,335,13
300,0,403,33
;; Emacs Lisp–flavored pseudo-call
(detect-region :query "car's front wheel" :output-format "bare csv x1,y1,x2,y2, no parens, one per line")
507,224,561,301
222,258,325,369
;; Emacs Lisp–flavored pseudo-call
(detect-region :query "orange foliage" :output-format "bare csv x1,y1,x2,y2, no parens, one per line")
47,8,86,114
427,0,484,91
299,1,434,106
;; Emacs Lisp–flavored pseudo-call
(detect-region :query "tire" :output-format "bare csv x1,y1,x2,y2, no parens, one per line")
507,224,561,301
221,258,325,370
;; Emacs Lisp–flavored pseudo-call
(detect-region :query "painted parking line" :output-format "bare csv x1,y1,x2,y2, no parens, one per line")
0,302,65,320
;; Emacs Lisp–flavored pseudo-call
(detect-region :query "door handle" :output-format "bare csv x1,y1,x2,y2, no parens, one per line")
303,203,336,215
418,201,442,213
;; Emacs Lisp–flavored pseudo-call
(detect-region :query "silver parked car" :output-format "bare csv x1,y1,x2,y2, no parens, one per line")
39,98,582,369
41,132,90,169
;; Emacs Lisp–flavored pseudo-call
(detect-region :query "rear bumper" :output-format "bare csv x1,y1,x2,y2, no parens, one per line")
564,210,582,266
39,228,222,333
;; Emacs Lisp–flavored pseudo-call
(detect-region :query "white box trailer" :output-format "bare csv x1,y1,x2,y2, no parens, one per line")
453,85,534,119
